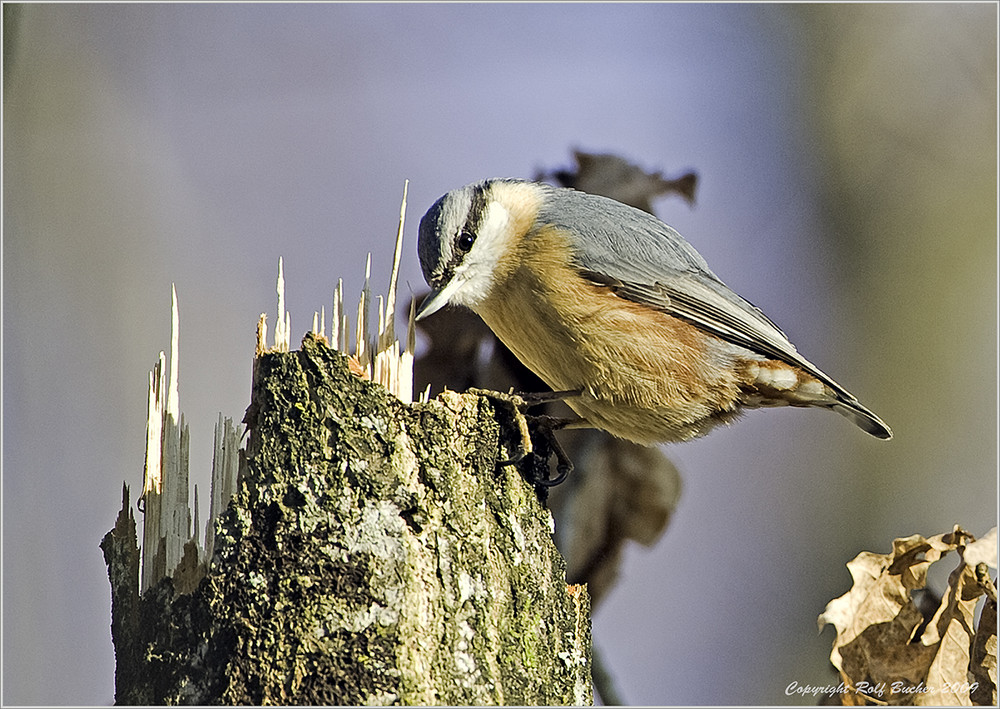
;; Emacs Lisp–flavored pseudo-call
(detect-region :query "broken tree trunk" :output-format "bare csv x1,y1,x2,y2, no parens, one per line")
102,333,592,705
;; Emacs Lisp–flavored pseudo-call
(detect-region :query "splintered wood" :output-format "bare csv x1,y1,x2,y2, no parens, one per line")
140,181,417,593
139,286,237,593
296,178,416,403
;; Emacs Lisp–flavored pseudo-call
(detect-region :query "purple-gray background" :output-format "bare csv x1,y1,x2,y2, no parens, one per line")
4,4,995,705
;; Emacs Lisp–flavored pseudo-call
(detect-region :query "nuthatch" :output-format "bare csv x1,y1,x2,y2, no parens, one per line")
416,179,892,445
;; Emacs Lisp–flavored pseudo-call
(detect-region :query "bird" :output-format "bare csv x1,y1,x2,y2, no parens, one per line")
415,178,891,446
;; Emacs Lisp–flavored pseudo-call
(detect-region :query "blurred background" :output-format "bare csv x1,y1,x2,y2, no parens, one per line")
3,3,995,705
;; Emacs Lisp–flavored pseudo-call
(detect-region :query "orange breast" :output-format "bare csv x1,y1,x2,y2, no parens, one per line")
475,225,754,444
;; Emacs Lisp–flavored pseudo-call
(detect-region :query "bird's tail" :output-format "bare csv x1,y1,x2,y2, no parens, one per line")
741,359,892,440
831,398,892,440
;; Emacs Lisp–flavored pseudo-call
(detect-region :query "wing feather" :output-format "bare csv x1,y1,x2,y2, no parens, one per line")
534,184,854,399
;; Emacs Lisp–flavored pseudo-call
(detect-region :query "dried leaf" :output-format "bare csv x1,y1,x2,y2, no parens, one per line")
819,527,997,706
963,528,998,569
550,431,681,607
970,597,997,706
921,562,979,705
537,150,698,213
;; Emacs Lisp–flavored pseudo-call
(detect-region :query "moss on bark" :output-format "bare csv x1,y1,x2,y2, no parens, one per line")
103,334,591,705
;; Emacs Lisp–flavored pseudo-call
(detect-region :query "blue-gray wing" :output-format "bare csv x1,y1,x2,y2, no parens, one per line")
534,185,851,398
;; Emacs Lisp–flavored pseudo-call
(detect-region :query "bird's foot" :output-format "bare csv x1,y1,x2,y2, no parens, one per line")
468,388,579,488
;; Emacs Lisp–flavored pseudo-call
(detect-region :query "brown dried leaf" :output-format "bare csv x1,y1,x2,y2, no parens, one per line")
963,528,998,569
550,431,682,607
921,562,980,705
819,527,997,706
970,597,997,706
537,150,698,213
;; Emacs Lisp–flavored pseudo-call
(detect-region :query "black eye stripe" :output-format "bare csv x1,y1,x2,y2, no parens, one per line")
457,183,489,247
439,182,490,278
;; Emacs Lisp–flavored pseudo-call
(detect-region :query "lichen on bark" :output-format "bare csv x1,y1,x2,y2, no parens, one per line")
103,333,591,705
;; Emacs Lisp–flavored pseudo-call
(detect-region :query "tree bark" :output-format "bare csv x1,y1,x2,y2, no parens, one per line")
102,333,592,705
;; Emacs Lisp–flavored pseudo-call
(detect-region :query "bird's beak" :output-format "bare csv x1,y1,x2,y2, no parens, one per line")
415,288,450,321
416,274,470,321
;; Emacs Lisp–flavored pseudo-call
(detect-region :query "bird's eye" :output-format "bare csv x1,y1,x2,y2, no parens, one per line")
457,230,476,252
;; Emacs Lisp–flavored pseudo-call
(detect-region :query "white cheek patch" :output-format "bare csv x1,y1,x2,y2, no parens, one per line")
472,202,512,264
448,201,514,308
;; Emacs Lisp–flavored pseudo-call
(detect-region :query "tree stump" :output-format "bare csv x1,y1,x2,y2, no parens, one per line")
102,334,592,705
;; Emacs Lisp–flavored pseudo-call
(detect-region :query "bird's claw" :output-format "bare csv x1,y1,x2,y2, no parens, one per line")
468,388,578,488
522,414,575,487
